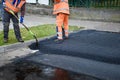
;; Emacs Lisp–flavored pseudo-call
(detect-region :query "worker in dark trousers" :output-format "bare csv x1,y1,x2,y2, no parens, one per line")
53,0,70,43
2,0,26,43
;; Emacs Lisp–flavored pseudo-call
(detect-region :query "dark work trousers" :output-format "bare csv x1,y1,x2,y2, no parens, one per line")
3,10,22,40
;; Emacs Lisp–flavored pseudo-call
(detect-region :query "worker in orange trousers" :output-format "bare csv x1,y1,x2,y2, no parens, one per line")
53,0,70,43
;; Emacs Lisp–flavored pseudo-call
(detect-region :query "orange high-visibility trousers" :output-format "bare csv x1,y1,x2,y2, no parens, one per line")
56,13,69,39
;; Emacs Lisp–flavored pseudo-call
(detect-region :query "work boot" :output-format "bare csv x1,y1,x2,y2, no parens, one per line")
64,36,69,40
4,38,8,43
17,38,24,42
54,39,64,44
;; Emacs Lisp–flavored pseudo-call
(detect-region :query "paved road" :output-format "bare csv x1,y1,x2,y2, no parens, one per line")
0,14,120,32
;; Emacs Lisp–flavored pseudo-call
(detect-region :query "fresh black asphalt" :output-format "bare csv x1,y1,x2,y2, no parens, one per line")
27,29,120,80
30,30,120,64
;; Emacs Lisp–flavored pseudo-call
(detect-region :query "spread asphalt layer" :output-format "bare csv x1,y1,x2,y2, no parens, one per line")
29,30,120,64
27,29,120,80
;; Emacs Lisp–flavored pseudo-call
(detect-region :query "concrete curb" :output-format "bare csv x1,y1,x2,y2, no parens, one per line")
0,36,54,54
0,39,35,54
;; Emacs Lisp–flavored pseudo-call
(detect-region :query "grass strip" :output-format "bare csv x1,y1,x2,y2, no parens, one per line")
0,24,84,46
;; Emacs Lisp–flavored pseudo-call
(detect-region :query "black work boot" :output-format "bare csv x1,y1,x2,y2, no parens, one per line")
17,38,24,42
64,36,69,40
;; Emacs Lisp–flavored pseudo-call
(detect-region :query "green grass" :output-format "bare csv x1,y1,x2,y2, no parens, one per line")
0,24,84,46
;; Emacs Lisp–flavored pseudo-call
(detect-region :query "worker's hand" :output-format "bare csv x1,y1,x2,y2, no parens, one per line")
20,16,24,23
